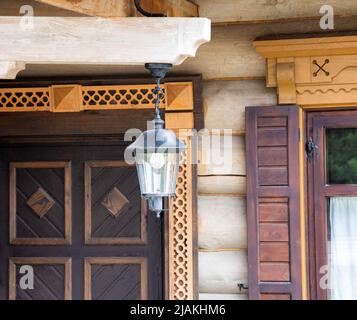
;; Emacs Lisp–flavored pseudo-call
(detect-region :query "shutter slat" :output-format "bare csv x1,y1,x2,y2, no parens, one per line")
246,105,302,300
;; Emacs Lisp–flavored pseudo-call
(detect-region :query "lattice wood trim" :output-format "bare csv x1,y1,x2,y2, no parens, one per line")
0,82,193,112
168,135,194,300
83,84,166,110
0,87,50,112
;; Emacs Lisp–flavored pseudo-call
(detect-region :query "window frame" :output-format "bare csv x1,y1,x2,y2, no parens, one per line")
307,110,357,299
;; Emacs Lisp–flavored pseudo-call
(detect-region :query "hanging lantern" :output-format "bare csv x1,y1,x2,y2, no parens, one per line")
126,63,186,218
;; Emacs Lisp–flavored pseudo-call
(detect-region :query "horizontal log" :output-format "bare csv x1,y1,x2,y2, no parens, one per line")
198,135,245,175
202,80,277,132
0,16,211,78
15,17,357,79
36,0,130,17
37,0,198,18
131,0,198,17
198,176,246,195
175,17,357,80
198,196,247,250
197,0,357,24
0,0,85,16
199,293,248,300
199,251,248,294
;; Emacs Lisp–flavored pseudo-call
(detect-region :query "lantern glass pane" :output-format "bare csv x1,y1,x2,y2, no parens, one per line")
135,150,180,197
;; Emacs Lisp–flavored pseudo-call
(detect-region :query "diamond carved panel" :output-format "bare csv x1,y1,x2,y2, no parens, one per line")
84,161,147,245
26,187,55,218
9,161,72,245
101,187,130,218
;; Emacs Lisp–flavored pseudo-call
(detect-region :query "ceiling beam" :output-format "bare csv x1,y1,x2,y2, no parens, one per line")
35,0,198,18
197,0,357,25
35,0,130,17
0,17,210,79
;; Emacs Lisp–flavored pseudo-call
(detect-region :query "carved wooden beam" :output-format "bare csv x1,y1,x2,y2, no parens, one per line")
197,0,357,25
254,35,357,107
36,0,129,17
35,0,198,18
0,17,210,79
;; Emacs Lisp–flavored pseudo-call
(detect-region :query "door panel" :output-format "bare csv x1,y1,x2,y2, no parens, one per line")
10,161,71,245
0,142,162,300
84,161,147,245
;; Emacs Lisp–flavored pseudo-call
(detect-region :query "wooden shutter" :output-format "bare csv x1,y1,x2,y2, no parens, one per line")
246,105,302,300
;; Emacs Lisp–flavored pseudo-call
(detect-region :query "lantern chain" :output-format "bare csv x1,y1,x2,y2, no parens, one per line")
153,78,165,129
144,63,172,128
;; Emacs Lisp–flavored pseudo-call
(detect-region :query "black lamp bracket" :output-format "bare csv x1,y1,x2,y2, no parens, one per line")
134,0,166,17
145,63,172,81
145,63,173,129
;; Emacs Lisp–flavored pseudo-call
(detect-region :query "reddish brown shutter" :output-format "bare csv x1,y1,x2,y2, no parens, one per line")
246,105,302,300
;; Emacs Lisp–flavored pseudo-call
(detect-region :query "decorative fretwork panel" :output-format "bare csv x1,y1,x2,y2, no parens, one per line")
82,85,166,110
168,136,194,300
0,88,50,111
0,82,193,113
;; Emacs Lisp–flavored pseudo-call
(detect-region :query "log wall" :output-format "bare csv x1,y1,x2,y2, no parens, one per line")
192,1,357,300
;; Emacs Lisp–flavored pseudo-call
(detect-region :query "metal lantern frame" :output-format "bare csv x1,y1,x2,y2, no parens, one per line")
126,63,186,218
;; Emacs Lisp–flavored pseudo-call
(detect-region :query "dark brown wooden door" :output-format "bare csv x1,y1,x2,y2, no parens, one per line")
0,141,162,300
308,110,357,300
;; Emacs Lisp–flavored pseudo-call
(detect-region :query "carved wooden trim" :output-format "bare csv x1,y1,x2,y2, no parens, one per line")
0,17,210,78
276,58,296,104
254,35,357,107
165,129,195,300
0,82,193,113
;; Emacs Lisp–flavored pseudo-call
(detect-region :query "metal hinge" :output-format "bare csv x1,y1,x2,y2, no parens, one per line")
306,137,318,160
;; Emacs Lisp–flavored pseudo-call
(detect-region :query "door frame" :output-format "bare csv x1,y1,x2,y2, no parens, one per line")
0,75,203,300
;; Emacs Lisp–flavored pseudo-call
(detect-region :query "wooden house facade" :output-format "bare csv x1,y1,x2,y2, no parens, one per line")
1,0,357,300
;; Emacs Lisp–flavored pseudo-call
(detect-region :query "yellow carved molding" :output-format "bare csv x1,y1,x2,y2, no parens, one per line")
0,82,193,113
276,58,296,104
254,35,357,107
167,134,195,300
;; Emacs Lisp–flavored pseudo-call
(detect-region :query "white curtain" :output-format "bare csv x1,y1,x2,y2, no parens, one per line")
329,197,357,300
